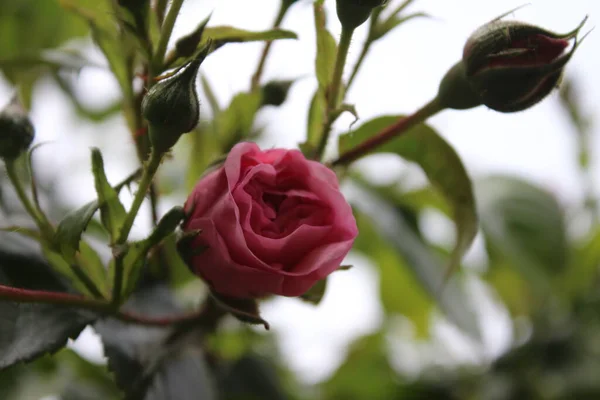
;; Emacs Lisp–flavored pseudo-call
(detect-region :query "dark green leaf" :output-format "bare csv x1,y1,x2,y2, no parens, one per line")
0,349,121,400
95,285,217,400
340,115,478,283
220,354,288,400
0,243,95,369
299,278,328,305
90,148,127,242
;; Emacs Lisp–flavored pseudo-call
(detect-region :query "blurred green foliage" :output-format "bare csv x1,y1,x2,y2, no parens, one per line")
0,1,599,399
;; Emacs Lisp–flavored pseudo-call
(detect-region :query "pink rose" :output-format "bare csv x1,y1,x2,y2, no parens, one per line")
182,142,358,298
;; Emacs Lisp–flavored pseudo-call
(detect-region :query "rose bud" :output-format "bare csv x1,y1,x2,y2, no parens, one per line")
336,0,386,31
142,43,211,154
182,142,358,299
0,95,35,160
260,79,294,107
460,16,588,112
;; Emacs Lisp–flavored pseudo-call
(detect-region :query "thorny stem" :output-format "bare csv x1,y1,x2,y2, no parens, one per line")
331,98,443,167
346,16,377,89
250,1,291,91
0,284,221,328
315,27,355,160
112,150,163,304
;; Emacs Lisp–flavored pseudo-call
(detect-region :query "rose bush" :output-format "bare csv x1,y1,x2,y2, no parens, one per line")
182,142,358,298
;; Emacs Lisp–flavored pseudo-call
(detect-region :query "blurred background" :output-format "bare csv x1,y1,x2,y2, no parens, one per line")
1,0,600,399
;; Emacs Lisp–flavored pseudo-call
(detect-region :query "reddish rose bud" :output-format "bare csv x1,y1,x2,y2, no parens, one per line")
0,95,34,160
461,16,588,112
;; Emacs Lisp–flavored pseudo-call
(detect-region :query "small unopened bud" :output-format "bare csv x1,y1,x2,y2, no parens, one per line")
336,0,386,31
142,44,211,153
261,80,294,107
460,17,588,112
0,95,35,160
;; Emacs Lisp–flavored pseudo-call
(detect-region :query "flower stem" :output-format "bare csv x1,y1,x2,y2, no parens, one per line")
250,1,291,91
112,150,162,305
118,150,163,245
331,98,444,167
5,159,54,240
0,283,222,327
315,27,355,160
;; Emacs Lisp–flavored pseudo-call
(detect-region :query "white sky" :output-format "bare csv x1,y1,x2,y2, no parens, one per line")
2,0,599,386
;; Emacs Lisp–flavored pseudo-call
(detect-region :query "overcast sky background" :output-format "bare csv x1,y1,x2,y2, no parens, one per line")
1,0,599,385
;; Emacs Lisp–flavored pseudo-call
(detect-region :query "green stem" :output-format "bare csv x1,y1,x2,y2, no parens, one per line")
118,151,163,245
315,27,355,160
112,150,162,304
331,97,444,167
250,1,290,91
5,160,54,239
155,0,169,26
152,0,185,80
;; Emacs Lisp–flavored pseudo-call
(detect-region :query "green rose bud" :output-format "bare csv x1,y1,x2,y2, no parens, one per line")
0,95,35,160
142,44,211,154
260,80,294,107
336,0,386,31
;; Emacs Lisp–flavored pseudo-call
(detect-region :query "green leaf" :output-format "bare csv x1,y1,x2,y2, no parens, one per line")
300,278,328,305
0,0,93,105
41,247,91,295
354,211,433,336
476,176,568,294
372,12,429,41
55,200,99,260
0,247,96,369
339,115,478,283
349,183,481,340
214,91,263,148
322,333,398,400
305,88,327,151
313,2,337,90
90,148,127,242
219,354,288,400
564,227,600,298
77,241,108,297
202,26,297,44
185,124,222,192
485,263,533,316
